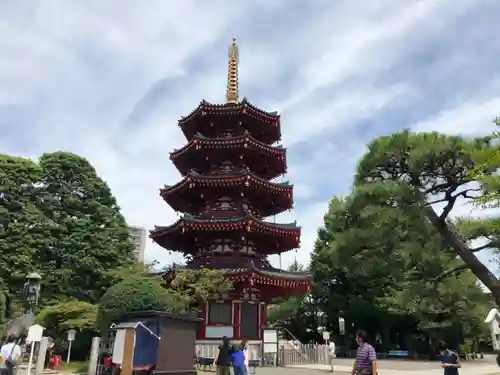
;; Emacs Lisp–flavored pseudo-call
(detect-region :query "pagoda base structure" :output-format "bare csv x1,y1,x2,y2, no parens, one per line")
195,298,267,363
192,267,309,363
199,299,266,341
160,264,310,343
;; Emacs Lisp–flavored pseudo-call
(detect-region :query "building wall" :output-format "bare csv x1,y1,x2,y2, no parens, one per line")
128,225,147,262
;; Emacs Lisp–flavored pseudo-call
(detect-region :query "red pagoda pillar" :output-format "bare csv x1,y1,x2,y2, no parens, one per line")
150,39,312,344
233,301,241,339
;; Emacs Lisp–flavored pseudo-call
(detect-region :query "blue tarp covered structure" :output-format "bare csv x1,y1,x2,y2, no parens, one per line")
112,320,161,370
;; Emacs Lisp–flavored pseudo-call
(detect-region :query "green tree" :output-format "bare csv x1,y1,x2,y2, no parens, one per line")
98,269,232,331
0,152,137,313
470,118,500,206
0,287,6,324
355,131,500,306
166,269,233,309
0,155,46,314
267,263,313,341
97,276,184,330
311,193,415,343
311,185,491,348
35,152,137,304
37,300,98,361
37,300,98,333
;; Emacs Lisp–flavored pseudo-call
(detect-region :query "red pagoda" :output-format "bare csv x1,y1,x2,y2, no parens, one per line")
150,39,311,344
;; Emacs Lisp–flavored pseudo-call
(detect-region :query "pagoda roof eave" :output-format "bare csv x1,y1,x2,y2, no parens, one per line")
178,98,280,125
169,132,286,159
150,214,300,238
224,267,312,281
155,264,311,282
160,171,292,196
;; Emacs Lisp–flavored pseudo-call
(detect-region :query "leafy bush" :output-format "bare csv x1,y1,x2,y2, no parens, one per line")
97,276,184,330
0,290,6,324
37,300,98,361
37,300,97,331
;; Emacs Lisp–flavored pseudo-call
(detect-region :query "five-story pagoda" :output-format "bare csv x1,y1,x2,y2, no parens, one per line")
151,39,311,343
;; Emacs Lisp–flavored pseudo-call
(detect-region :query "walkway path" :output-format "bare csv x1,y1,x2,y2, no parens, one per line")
289,363,500,375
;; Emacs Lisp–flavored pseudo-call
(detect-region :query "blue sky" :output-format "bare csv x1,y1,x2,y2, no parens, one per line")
1,0,499,270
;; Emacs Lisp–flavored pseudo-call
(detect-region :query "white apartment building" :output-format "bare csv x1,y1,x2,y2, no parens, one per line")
128,225,147,262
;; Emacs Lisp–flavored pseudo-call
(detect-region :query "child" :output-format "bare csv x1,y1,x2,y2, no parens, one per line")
231,347,246,375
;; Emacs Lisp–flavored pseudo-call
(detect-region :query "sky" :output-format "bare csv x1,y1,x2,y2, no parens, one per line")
1,0,499,271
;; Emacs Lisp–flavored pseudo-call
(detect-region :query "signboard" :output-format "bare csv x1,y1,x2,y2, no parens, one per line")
27,324,44,343
67,329,77,341
263,329,278,344
339,317,345,335
322,331,330,341
263,328,278,354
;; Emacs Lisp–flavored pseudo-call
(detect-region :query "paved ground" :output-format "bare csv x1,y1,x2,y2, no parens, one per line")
194,357,500,375
197,365,500,375
14,356,500,375
284,355,500,375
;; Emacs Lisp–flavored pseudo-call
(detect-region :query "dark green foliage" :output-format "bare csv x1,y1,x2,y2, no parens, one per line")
468,118,500,207
355,130,500,306
37,300,98,361
0,155,44,304
166,268,233,308
0,289,6,324
97,276,184,329
267,263,316,341
97,269,232,333
304,132,497,347
37,300,98,332
309,186,490,347
0,152,136,317
35,152,136,303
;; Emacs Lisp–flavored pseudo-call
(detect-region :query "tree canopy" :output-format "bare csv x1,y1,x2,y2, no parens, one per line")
97,276,181,330
97,269,231,329
354,131,500,306
0,155,45,305
267,262,316,341
309,181,491,350
0,152,137,317
37,300,99,361
0,287,6,324
165,268,233,309
37,300,98,334
470,117,500,207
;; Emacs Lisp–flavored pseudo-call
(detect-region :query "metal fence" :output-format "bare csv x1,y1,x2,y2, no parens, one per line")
196,342,329,367
278,344,329,366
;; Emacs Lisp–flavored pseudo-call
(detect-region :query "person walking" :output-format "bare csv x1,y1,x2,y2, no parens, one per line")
438,341,461,375
350,330,377,375
213,336,234,375
0,336,22,375
328,340,336,372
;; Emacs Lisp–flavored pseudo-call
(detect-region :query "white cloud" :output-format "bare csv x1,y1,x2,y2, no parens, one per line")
412,97,500,135
1,0,499,271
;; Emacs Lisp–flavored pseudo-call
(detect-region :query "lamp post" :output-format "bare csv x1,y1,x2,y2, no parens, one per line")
24,272,42,313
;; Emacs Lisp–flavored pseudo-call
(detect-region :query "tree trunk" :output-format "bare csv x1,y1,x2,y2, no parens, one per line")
424,206,500,306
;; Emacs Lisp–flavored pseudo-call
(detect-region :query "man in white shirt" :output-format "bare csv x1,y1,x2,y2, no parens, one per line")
0,337,22,375
328,340,336,372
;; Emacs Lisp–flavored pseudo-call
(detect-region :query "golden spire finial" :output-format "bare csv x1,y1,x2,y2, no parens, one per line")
226,38,239,104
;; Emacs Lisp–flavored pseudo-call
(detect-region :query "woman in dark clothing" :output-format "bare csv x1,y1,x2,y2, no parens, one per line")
213,337,233,375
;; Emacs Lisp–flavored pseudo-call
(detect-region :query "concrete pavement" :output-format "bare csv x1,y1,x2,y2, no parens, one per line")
289,363,500,375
